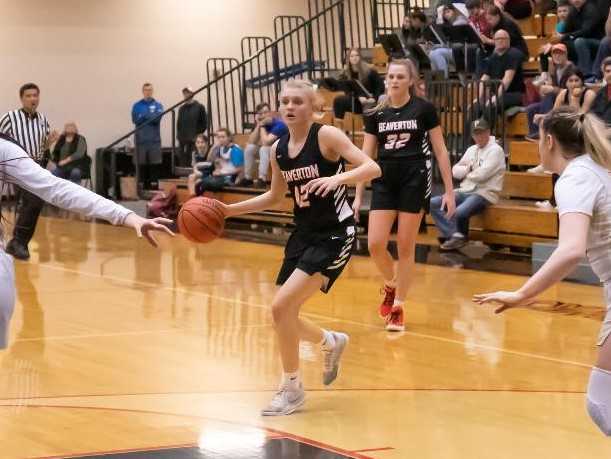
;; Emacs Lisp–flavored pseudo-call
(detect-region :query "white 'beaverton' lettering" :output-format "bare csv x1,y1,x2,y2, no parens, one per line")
378,120,418,132
281,164,320,183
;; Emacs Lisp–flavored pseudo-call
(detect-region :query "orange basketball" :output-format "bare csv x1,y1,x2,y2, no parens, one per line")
177,197,225,243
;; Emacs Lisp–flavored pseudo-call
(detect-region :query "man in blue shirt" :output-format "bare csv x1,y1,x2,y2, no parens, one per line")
131,82,163,189
241,102,288,188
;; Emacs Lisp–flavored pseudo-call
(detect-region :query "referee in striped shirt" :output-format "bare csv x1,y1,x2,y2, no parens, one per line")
0,83,58,260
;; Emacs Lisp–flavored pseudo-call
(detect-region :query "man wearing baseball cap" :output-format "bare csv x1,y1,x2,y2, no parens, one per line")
526,42,576,141
430,119,505,251
176,86,208,168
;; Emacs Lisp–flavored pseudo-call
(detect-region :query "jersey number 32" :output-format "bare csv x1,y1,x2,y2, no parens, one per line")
384,133,411,150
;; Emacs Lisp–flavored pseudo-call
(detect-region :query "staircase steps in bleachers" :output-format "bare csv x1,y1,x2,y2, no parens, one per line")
506,112,529,137
502,171,552,200
509,140,540,166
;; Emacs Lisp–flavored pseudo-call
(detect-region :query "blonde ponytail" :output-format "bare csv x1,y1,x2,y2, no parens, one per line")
542,106,611,169
582,112,611,170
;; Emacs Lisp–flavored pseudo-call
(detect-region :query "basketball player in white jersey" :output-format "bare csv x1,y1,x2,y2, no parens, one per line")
475,107,611,437
0,133,173,350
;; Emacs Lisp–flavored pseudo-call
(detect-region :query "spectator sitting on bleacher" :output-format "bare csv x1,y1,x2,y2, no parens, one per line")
332,48,385,120
475,29,525,122
482,5,529,60
528,68,595,173
397,10,428,47
561,0,606,78
551,68,597,111
241,103,288,188
591,7,611,82
590,56,611,123
535,0,570,76
191,133,209,166
190,128,243,196
495,0,533,20
431,118,505,251
429,4,470,78
187,133,208,195
467,0,492,36
526,43,576,141
51,122,88,185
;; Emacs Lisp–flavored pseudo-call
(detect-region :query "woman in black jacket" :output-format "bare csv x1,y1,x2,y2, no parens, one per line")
333,48,385,119
51,122,88,184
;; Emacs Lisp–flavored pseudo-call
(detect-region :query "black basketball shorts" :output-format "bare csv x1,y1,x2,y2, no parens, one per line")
276,224,356,293
370,159,432,213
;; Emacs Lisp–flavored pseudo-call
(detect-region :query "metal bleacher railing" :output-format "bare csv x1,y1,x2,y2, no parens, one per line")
101,0,505,197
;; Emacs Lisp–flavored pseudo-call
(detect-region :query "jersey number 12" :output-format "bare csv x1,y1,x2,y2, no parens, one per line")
294,184,311,208
384,133,411,150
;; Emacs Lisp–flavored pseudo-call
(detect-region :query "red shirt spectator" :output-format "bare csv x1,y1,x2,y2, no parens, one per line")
467,0,492,37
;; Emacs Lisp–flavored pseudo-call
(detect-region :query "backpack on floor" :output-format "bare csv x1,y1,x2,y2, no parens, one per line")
146,185,178,219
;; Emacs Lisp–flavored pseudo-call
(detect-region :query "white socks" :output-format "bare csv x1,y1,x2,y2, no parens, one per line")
586,367,611,436
282,371,301,389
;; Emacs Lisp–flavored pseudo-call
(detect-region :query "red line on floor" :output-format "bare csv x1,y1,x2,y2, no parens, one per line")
14,404,372,459
350,447,395,453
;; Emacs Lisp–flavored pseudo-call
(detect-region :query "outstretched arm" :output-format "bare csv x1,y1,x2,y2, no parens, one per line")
474,213,589,312
1,145,173,246
222,142,288,217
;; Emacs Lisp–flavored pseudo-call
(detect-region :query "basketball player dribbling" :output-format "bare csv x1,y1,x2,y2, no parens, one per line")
354,59,456,332
0,132,173,351
220,79,381,416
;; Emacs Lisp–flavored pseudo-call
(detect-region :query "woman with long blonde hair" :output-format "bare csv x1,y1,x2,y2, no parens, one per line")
475,107,611,436
354,59,456,331
221,79,381,415
333,48,385,119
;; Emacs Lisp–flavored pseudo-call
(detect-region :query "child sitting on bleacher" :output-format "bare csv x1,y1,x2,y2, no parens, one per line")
188,129,244,196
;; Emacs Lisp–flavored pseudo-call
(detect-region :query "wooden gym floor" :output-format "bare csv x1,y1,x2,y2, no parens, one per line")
0,216,610,458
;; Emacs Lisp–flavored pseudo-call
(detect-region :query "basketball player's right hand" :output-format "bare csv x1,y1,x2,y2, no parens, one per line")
441,191,456,218
473,290,534,313
305,176,341,197
124,214,175,247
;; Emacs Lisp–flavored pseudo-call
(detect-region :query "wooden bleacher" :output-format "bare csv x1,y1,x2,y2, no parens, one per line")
509,140,539,166
166,10,561,251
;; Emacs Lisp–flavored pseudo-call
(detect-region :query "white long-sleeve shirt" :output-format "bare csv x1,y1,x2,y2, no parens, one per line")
451,136,506,204
0,136,133,247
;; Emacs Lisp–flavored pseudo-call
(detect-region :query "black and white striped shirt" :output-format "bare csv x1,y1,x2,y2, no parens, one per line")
0,109,50,161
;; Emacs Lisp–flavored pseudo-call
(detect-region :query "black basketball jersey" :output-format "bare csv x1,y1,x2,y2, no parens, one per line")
364,96,439,161
276,123,354,232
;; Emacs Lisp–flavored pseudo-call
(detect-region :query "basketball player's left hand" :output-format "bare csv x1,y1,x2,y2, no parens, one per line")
125,214,175,247
441,192,456,218
305,176,341,197
473,290,534,313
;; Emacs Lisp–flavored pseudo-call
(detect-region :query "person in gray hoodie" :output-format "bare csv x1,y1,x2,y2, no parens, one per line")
431,118,505,250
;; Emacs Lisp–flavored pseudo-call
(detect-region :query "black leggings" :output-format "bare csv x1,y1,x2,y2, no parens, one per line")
333,95,363,119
